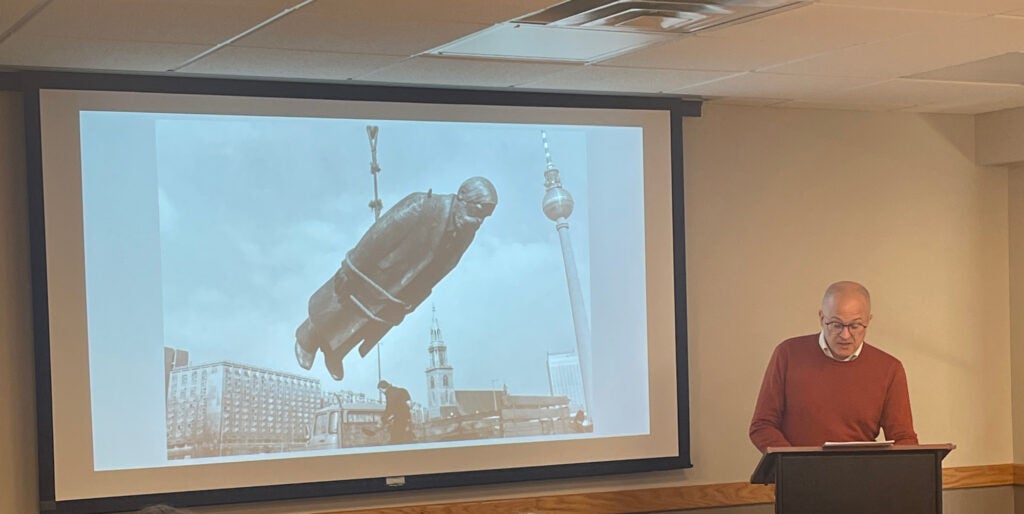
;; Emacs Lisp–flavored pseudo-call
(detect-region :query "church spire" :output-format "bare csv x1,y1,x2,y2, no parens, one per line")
430,304,443,344
425,304,456,419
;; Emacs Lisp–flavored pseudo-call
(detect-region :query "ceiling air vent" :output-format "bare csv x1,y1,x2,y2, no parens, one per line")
425,0,807,63
517,0,806,33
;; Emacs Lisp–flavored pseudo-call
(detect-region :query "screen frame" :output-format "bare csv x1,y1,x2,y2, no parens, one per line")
16,70,698,514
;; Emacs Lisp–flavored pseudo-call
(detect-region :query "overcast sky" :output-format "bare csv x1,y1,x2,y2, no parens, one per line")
162,115,594,405
119,112,603,401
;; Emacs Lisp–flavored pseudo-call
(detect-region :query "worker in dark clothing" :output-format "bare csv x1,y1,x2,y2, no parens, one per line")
378,380,414,444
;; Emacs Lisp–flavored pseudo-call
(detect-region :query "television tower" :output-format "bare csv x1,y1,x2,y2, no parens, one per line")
540,131,592,419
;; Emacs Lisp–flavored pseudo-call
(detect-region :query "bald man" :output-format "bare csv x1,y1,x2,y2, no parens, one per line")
749,281,918,452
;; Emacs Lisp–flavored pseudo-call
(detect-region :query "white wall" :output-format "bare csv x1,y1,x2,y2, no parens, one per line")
0,95,1016,513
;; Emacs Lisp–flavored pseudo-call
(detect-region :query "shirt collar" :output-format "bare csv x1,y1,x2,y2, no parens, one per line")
818,331,863,362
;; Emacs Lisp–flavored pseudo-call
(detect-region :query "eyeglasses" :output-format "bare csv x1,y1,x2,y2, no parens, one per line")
824,321,868,334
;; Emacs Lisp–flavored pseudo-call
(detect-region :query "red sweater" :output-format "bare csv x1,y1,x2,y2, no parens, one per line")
749,334,918,452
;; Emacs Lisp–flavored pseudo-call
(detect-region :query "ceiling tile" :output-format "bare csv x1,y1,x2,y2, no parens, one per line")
600,33,847,72
0,34,206,71
0,0,43,37
179,47,404,81
701,3,967,49
3,0,1024,113
354,56,579,88
521,65,737,94
900,86,1024,114
607,6,969,74
707,97,790,107
818,0,1024,15
234,1,488,56
781,99,913,111
804,78,1024,111
926,98,1024,114
908,52,1024,83
289,0,556,24
671,72,877,99
7,0,298,44
765,15,1024,78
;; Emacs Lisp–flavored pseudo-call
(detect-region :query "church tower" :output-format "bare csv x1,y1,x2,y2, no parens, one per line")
425,306,457,419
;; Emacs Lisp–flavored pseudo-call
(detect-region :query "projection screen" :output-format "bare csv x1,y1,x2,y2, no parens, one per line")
26,75,694,513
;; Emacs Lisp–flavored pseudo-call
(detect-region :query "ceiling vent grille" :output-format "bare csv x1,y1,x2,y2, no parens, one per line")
425,0,807,63
515,0,806,34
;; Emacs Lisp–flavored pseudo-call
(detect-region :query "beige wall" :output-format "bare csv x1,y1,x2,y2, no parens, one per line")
977,106,1024,166
0,94,1018,513
685,104,1011,475
1011,165,1024,465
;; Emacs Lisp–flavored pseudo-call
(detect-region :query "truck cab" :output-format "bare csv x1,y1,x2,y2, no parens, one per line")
307,401,386,450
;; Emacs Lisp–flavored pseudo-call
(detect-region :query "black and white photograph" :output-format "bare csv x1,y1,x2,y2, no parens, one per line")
75,101,656,471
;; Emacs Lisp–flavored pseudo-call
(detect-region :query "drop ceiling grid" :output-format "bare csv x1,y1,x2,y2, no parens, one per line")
696,3,970,47
795,78,1024,110
0,35,209,71
670,71,880,99
228,3,489,57
0,0,48,35
353,55,582,88
5,0,299,45
599,32,876,73
904,95,1024,114
520,65,740,94
597,6,970,76
177,46,407,81
910,53,1024,84
817,0,1024,15
708,97,790,107
1,0,1024,114
781,99,914,112
279,0,556,25
764,14,1024,80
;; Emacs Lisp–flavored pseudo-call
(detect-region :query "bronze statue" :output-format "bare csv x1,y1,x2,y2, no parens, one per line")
295,177,498,380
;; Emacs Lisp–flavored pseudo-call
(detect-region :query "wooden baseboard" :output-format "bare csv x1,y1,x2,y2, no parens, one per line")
327,482,775,514
1015,463,1024,485
324,463,1019,514
943,464,1013,489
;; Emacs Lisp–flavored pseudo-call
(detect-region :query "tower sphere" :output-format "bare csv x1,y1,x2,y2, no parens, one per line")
543,186,574,221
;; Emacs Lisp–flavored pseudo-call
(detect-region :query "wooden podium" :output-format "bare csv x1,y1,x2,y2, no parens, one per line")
751,444,955,514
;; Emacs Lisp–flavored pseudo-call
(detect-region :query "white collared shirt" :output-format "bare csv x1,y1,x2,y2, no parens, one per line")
818,331,863,362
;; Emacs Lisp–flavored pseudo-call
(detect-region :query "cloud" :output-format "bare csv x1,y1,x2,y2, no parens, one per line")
157,188,180,233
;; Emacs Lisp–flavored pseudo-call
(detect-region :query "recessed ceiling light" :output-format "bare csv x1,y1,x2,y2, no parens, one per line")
426,23,678,63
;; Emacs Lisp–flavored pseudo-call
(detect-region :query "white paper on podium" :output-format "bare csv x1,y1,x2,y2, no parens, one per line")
822,440,895,449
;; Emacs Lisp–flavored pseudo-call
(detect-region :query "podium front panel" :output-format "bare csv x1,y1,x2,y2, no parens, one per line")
776,451,941,514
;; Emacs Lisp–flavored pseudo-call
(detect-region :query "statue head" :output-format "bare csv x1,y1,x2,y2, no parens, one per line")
454,177,498,231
